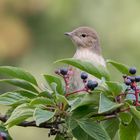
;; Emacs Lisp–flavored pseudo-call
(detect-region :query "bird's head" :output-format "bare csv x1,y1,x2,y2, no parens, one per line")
65,26,101,54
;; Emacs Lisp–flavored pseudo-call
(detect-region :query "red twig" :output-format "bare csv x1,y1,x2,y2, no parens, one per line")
134,87,140,106
117,92,135,98
63,75,69,94
129,82,140,106
65,88,88,97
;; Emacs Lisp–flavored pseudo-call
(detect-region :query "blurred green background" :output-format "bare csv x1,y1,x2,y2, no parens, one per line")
0,0,140,139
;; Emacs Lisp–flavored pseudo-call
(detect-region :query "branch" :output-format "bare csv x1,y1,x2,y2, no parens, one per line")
0,114,64,129
99,114,117,122
65,88,88,97
91,107,130,121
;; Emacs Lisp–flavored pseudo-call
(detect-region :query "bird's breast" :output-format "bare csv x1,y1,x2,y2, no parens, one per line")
73,49,106,66
69,49,106,91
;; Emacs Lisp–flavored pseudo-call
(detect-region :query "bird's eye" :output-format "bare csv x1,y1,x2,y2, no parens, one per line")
81,34,87,37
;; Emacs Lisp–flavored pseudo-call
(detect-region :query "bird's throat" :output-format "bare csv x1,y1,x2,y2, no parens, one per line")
73,48,106,67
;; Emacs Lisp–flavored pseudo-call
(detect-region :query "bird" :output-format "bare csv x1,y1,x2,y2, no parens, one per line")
64,26,106,91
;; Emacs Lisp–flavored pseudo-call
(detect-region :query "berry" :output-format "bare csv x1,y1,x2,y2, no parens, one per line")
127,76,135,82
60,68,68,75
0,132,7,140
135,76,140,82
87,80,98,90
81,72,88,80
129,67,137,75
124,79,131,86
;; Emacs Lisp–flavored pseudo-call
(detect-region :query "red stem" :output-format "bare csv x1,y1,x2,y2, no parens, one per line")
119,92,135,97
65,88,88,97
132,82,140,106
63,75,69,94
135,87,140,106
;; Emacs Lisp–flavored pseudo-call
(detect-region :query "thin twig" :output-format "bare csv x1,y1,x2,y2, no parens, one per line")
65,88,88,97
63,75,69,94
0,114,64,128
99,114,117,122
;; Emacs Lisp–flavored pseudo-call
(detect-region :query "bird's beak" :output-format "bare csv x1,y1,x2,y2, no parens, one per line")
64,32,72,37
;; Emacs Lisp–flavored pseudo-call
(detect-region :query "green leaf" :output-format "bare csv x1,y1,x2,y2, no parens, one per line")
0,79,39,93
67,106,98,131
70,93,99,111
79,93,99,106
77,119,111,140
0,92,28,106
5,104,34,128
67,116,78,131
102,118,119,139
15,90,38,98
56,94,69,109
72,125,94,140
56,58,110,80
106,81,123,96
106,59,129,74
98,93,123,113
39,91,53,98
0,66,37,85
119,119,138,140
72,106,97,119
50,83,58,94
130,106,140,129
33,108,55,126
119,112,132,125
30,97,54,106
55,134,65,140
44,74,64,94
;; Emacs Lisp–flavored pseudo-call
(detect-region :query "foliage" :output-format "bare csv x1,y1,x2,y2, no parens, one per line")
0,58,140,140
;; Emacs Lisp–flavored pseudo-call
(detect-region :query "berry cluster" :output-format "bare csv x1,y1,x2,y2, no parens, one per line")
55,68,98,97
81,72,98,91
122,67,140,106
124,67,140,87
0,132,7,140
55,67,71,94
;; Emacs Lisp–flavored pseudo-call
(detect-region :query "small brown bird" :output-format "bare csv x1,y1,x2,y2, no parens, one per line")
65,26,106,91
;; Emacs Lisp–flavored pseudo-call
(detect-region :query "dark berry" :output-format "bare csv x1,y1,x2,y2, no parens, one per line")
81,72,88,80
87,80,98,90
135,76,140,82
60,68,68,75
124,79,131,86
129,67,137,75
0,132,7,140
127,76,135,82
